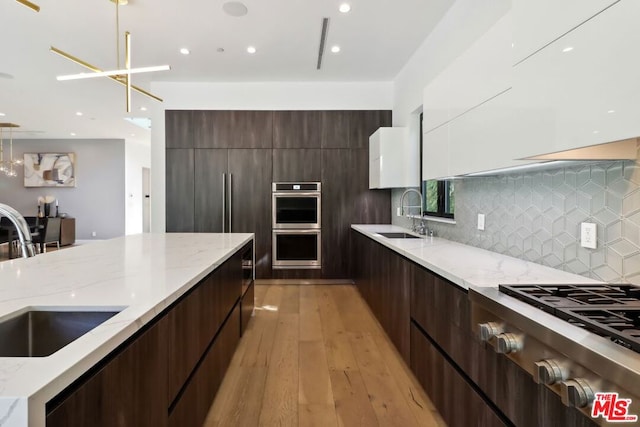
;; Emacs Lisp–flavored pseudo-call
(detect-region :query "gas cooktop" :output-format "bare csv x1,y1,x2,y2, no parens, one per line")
499,284,640,353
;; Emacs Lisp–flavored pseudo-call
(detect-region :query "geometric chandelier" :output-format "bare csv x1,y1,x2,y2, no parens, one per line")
16,0,40,12
49,0,170,113
0,124,23,178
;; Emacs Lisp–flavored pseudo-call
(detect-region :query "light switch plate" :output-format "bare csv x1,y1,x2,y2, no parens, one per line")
580,222,597,249
477,214,485,231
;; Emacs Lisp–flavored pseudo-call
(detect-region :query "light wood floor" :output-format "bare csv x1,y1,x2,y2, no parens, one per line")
204,284,446,427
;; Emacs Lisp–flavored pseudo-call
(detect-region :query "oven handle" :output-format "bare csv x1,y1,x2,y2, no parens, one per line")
273,229,321,235
272,192,321,197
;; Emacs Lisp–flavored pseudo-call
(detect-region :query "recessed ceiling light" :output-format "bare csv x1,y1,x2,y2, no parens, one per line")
75,111,83,116
331,45,341,53
247,46,256,54
70,132,76,136
223,1,248,17
140,106,147,111
562,46,574,53
608,110,616,114
131,133,135,137
180,48,190,55
593,130,599,134
339,3,351,13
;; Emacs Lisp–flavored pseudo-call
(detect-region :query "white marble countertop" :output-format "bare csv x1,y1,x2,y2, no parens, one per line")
351,224,600,290
0,232,253,427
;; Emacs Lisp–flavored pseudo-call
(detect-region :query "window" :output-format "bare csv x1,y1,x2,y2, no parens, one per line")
419,113,455,219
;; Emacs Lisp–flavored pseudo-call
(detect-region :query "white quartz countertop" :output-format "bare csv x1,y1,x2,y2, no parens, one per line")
352,224,600,290
0,232,253,427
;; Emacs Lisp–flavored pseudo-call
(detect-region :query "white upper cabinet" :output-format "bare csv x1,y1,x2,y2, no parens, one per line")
423,124,450,180
514,0,640,155
422,13,513,134
369,127,418,189
512,0,618,64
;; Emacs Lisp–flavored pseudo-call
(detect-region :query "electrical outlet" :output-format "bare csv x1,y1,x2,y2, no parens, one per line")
397,207,402,216
92,231,97,237
477,214,485,231
580,223,597,249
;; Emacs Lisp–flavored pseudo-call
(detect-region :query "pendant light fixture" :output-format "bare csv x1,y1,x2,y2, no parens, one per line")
0,123,23,178
50,0,170,112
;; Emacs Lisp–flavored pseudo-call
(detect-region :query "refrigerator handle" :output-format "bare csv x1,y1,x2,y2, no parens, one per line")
222,173,226,233
228,173,233,232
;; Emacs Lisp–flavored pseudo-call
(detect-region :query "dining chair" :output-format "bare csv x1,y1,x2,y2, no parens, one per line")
34,217,61,253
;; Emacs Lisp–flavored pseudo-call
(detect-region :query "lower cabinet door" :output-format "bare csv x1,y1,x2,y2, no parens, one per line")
46,318,168,427
168,304,240,427
410,322,508,427
241,280,254,336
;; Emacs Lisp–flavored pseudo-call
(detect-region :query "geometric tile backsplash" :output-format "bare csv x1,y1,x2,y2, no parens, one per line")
391,160,640,284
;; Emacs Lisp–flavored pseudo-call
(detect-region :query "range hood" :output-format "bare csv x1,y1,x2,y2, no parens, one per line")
521,137,638,161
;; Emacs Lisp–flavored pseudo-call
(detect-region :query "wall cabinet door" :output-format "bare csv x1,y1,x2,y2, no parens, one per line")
272,149,322,182
166,111,193,149
194,111,273,148
512,0,640,155
228,149,272,278
512,0,618,64
166,149,194,232
273,111,322,148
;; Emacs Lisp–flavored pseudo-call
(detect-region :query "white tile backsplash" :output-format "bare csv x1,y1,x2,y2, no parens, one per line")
392,159,640,284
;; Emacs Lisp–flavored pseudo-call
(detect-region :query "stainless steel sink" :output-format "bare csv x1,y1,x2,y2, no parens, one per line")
376,232,421,239
0,308,122,357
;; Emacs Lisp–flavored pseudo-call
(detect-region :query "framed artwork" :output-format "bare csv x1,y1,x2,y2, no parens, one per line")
23,153,76,187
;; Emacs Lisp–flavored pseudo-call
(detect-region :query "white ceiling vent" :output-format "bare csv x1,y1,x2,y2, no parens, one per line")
316,18,330,70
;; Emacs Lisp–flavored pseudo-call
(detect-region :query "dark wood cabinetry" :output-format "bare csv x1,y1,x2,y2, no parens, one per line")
166,149,195,232
272,148,322,182
46,241,253,427
273,111,322,148
166,109,391,279
410,323,508,427
352,232,410,362
47,317,168,427
353,230,597,427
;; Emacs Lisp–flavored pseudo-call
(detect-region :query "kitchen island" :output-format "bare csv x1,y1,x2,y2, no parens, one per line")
351,224,615,427
0,232,254,427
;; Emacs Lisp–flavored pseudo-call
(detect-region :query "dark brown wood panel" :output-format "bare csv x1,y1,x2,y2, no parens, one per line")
194,149,228,232
192,110,214,148
273,111,322,148
240,280,254,336
321,149,355,278
352,148,391,225
272,149,322,182
349,110,392,149
166,149,194,232
168,305,240,427
166,110,193,149
228,149,272,279
411,323,507,427
46,318,168,427
320,110,350,148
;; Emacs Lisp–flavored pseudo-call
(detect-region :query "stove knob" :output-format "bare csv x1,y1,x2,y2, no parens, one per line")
561,379,595,408
477,322,504,341
533,359,567,385
495,333,523,354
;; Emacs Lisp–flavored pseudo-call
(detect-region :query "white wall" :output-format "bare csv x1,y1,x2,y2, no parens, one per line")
125,141,151,235
149,81,394,232
0,139,125,239
392,0,511,127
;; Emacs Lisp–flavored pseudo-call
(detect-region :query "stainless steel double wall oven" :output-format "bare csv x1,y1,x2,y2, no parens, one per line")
272,182,321,269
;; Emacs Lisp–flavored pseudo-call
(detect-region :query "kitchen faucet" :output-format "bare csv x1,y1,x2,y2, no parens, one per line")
0,203,36,258
399,188,426,235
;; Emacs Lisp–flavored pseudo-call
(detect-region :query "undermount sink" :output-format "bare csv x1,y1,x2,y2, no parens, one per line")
376,232,422,239
0,308,123,357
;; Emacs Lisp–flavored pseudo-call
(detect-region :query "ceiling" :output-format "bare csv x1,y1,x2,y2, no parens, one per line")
0,0,453,145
